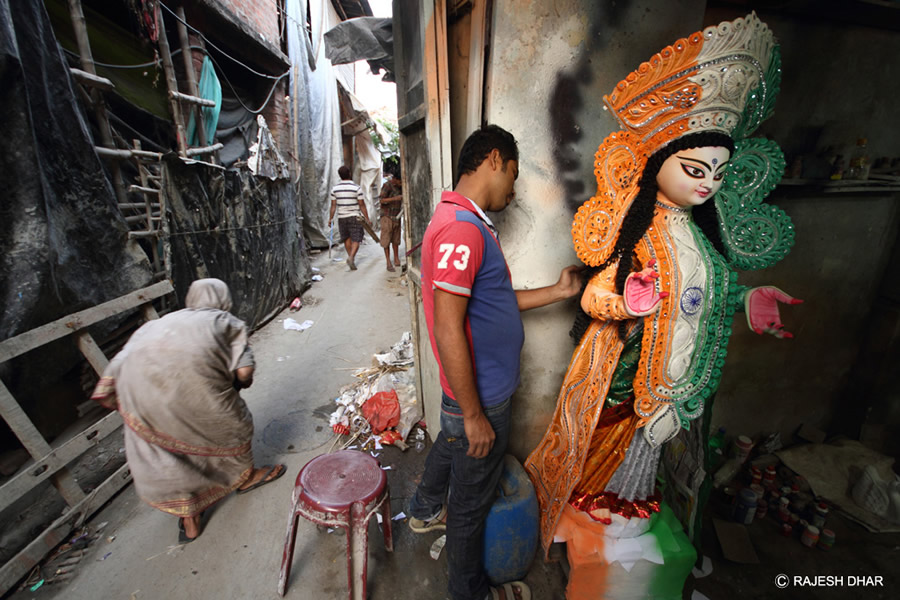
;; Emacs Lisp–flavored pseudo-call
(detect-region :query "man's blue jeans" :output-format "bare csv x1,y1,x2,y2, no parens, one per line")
409,394,511,600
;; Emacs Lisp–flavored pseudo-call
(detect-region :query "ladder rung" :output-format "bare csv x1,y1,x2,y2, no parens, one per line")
170,90,216,107
128,230,159,239
185,143,224,157
125,213,160,224
128,185,161,195
69,68,115,91
95,147,162,161
118,203,160,210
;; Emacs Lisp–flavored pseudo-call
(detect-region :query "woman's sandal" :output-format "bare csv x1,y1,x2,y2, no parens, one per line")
236,464,286,495
489,581,531,600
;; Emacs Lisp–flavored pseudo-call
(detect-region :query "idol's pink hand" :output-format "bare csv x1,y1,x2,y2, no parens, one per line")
745,286,803,339
624,259,669,316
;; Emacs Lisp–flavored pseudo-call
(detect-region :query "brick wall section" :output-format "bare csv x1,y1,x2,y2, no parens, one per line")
262,80,293,160
214,0,281,49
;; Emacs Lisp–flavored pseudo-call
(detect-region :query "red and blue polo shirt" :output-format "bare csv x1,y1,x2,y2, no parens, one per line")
421,191,524,407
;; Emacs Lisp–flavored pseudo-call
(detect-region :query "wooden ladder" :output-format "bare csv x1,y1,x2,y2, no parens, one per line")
155,4,223,163
0,282,175,596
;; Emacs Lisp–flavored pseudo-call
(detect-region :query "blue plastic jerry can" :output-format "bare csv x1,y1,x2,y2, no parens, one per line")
483,454,540,585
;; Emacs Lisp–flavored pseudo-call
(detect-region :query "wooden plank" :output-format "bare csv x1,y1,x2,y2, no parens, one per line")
127,185,161,195
398,104,425,132
74,331,109,375
176,6,208,148
0,281,173,364
156,3,189,156
185,143,224,157
170,90,216,107
95,147,162,161
69,67,114,91
0,412,123,514
127,230,160,239
118,202,161,210
465,0,487,133
0,382,86,507
0,464,132,598
140,303,160,321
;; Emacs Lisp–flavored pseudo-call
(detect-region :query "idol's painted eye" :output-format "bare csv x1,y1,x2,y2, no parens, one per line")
713,171,725,181
680,163,705,178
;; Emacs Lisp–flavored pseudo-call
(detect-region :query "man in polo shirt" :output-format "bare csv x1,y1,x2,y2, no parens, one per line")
328,165,370,270
408,125,581,600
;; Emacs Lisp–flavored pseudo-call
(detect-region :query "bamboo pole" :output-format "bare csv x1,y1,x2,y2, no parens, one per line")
155,4,188,156
175,6,208,149
66,0,128,205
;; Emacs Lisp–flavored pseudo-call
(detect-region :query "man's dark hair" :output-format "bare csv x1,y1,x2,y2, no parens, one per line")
456,125,518,183
338,166,351,179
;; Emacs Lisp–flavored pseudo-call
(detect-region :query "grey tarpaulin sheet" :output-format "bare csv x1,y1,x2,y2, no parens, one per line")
0,0,152,341
215,82,258,167
286,0,344,248
324,17,392,64
162,156,310,329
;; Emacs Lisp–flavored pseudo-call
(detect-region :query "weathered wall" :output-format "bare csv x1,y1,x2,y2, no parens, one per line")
483,0,708,459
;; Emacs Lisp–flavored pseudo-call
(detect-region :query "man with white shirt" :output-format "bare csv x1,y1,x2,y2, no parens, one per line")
408,125,581,600
328,166,370,270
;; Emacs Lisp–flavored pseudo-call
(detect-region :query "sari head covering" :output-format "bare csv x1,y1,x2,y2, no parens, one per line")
186,278,233,311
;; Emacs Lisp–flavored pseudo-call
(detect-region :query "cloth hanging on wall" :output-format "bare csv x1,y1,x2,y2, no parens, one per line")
187,55,223,147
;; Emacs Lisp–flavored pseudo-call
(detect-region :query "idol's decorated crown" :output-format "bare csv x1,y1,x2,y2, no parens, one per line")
606,12,780,154
573,13,794,271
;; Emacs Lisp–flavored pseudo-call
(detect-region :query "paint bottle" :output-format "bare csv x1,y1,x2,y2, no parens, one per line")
801,525,820,548
778,496,791,522
763,465,777,489
817,528,835,551
749,466,762,486
811,502,829,529
734,488,758,525
731,435,754,463
755,499,768,520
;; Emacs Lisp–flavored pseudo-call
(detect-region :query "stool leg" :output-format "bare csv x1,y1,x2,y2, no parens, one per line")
278,495,302,596
347,502,368,600
379,488,393,552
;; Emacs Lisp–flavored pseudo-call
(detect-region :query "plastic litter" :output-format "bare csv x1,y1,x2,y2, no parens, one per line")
311,274,324,281
430,534,447,560
289,297,302,312
361,390,400,434
283,318,314,331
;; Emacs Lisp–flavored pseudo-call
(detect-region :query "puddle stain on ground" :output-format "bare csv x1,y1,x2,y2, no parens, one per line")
261,409,330,453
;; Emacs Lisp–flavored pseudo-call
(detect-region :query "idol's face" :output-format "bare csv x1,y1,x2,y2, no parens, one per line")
656,146,731,208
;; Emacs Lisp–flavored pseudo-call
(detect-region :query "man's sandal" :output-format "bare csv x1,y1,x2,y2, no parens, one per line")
408,504,447,533
490,581,531,600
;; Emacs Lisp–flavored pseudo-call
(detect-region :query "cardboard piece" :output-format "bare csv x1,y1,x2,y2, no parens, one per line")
712,519,759,564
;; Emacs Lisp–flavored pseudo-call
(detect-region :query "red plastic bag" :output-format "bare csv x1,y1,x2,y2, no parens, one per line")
361,390,400,434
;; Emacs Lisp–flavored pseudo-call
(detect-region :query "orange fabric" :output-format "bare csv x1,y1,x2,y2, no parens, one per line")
524,317,631,556
571,403,639,496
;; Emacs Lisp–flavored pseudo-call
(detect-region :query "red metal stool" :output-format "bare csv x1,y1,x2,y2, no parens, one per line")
278,450,393,598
